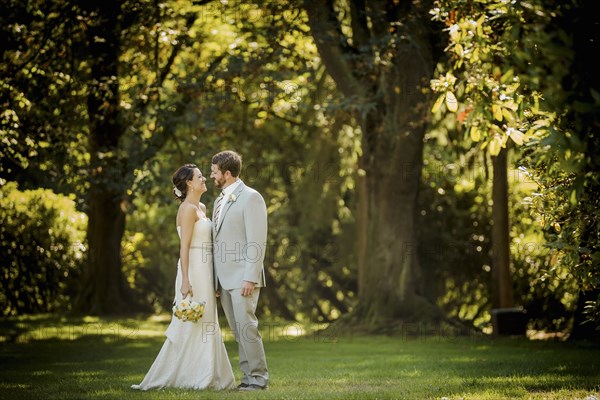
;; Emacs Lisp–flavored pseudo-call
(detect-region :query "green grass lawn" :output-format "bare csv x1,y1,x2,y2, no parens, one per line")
1,314,599,399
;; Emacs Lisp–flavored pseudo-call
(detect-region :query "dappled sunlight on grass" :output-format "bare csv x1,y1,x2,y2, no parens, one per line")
31,369,52,376
0,314,335,344
448,356,480,363
0,313,161,343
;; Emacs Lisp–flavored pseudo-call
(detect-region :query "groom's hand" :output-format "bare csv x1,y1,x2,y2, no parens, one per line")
241,280,256,297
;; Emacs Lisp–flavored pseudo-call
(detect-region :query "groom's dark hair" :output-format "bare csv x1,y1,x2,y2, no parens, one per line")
212,150,242,177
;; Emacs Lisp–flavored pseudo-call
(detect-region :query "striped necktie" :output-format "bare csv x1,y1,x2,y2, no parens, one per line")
213,192,225,225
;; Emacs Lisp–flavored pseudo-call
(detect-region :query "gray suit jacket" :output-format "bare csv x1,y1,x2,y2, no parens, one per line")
213,181,267,290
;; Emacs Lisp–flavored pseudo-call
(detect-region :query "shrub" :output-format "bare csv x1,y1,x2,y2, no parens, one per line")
0,182,86,315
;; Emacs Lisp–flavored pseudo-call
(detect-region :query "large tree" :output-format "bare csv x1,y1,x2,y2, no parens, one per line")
303,0,445,326
2,0,221,314
73,0,222,314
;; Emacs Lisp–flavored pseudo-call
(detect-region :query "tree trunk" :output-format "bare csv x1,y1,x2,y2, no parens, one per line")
305,0,443,327
73,0,137,314
356,155,367,295
77,192,132,314
357,95,437,324
491,148,514,308
359,123,427,322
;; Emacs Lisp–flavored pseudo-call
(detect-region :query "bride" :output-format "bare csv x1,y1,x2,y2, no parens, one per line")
132,163,235,391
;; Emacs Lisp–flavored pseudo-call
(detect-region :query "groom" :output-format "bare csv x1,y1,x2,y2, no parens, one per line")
210,150,269,391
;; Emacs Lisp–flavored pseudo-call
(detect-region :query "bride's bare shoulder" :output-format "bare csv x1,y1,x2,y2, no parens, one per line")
178,201,195,213
176,202,197,224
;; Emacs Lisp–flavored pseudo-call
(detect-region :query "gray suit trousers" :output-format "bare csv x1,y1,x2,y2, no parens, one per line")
220,288,268,387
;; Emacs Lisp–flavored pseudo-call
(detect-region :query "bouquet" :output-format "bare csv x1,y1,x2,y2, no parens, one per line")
172,297,205,322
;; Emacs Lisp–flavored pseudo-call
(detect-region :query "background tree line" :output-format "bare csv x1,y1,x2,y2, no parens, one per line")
1,0,598,339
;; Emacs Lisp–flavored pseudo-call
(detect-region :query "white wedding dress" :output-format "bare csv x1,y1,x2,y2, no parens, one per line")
132,218,235,391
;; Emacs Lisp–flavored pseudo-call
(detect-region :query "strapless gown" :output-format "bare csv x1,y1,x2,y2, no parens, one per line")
131,218,235,390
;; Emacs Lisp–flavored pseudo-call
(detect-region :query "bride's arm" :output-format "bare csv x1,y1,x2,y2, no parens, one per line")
179,204,197,297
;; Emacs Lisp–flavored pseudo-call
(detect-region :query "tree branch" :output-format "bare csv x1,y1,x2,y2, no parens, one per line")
156,14,197,88
136,51,228,166
303,0,367,99
8,2,74,75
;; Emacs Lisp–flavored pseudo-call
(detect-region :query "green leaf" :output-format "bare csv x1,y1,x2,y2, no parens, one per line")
470,125,480,142
489,137,501,156
493,105,503,121
477,14,486,27
432,94,445,113
500,69,514,84
446,91,458,112
570,189,578,206
502,108,514,123
509,129,524,145
472,47,480,62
